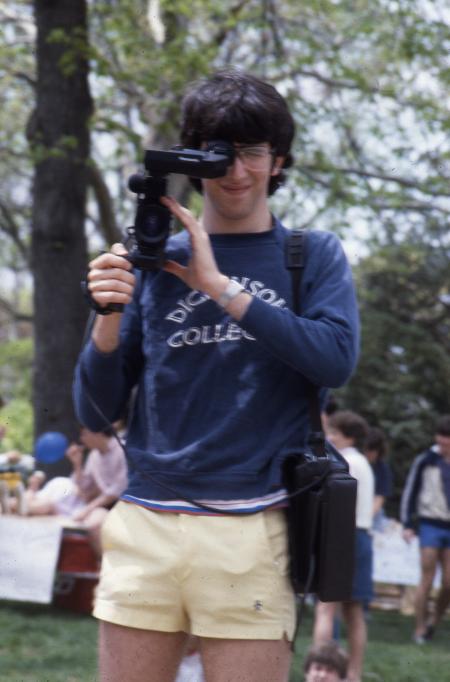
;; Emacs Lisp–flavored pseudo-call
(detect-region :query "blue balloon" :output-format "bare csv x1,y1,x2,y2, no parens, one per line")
34,431,69,463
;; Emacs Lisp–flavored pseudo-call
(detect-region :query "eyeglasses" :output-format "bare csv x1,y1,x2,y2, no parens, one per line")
232,145,274,170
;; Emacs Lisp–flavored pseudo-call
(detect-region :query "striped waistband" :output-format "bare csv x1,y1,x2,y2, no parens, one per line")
120,488,288,516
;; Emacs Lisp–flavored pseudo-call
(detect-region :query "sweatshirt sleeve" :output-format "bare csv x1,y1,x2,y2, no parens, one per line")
73,278,145,431
400,454,425,529
239,231,359,387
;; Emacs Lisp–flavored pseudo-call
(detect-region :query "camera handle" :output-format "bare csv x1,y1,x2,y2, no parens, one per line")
82,174,172,315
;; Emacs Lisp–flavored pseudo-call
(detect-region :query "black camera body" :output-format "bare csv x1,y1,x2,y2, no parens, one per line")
126,142,234,270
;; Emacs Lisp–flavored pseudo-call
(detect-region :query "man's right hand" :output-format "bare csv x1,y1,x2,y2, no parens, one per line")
87,243,136,311
87,244,137,353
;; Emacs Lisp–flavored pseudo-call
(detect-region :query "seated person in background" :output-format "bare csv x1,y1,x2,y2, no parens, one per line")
26,445,87,518
73,426,128,521
26,469,47,492
364,426,393,531
27,427,128,557
23,469,47,508
313,410,374,682
0,449,34,515
303,641,349,682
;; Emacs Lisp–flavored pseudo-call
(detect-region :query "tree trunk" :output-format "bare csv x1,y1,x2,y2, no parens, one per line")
31,0,92,475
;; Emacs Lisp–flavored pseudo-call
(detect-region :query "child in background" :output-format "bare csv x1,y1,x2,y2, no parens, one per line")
304,641,349,681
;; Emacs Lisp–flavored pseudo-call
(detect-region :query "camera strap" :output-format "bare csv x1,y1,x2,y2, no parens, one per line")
285,229,326,455
285,228,333,648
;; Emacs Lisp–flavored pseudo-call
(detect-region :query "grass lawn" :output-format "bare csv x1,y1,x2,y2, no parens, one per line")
0,601,449,681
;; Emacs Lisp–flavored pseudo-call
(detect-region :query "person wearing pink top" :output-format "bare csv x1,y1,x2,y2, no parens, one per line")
26,427,128,557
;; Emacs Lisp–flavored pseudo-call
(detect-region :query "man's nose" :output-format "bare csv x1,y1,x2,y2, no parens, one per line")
227,154,247,177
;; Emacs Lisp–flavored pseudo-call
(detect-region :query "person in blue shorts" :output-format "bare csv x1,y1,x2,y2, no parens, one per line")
401,415,450,644
73,69,360,682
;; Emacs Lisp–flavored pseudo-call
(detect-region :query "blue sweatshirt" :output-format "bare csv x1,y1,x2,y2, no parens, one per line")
73,219,359,513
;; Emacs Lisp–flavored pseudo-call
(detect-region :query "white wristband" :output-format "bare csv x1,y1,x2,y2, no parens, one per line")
217,279,245,308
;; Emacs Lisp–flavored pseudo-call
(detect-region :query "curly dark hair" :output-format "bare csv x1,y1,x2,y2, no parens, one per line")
180,68,295,196
436,415,450,437
365,426,387,459
327,410,369,452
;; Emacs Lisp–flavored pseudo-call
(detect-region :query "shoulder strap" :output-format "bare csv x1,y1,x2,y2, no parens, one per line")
285,228,305,315
285,229,326,456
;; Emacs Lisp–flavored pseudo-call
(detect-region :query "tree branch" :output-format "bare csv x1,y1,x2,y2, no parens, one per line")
86,162,122,245
302,164,450,198
0,201,29,263
371,201,450,215
266,0,287,59
0,296,32,324
11,71,36,89
213,0,251,46
286,67,381,94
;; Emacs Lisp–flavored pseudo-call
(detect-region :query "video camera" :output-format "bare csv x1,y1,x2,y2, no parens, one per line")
126,141,234,270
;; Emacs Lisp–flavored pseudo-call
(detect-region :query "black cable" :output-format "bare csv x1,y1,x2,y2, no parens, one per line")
82,356,325,647
80,359,330,515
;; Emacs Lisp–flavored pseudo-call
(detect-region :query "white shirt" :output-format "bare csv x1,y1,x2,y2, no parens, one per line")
340,446,375,530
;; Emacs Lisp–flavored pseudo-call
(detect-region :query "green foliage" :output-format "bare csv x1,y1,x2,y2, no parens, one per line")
0,3,34,275
2,0,450,252
336,239,450,510
0,338,33,403
46,26,91,77
31,135,82,164
0,398,33,453
82,0,449,239
0,338,33,452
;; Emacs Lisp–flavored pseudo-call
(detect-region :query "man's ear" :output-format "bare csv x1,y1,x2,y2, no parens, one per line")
271,156,285,176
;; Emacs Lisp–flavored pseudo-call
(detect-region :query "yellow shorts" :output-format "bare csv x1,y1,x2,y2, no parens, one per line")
94,501,296,640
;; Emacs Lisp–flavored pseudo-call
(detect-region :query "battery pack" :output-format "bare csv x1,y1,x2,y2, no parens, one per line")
285,459,357,602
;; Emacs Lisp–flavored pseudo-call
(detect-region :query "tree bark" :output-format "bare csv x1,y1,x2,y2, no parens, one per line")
31,0,92,475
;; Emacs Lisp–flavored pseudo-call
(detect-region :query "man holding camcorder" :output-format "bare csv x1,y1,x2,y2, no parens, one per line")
74,69,359,682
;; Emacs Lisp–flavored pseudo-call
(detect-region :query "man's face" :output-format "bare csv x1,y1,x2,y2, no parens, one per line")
201,142,284,225
305,661,343,682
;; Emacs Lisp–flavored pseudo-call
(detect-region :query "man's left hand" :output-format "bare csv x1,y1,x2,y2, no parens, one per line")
160,196,229,299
